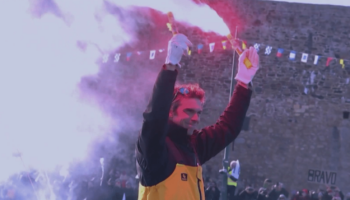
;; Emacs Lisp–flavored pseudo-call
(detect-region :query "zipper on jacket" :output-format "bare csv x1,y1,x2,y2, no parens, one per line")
198,179,202,200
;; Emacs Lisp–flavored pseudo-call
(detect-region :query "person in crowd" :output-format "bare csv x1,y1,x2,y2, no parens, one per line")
227,160,240,200
205,181,220,200
136,33,259,199
267,182,289,200
323,186,345,200
310,189,325,200
237,186,258,200
299,189,311,200
262,179,273,194
257,179,273,200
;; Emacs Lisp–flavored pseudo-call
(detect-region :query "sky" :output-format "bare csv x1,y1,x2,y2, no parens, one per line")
270,0,350,6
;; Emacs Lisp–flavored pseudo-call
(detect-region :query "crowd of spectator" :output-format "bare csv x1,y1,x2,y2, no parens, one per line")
203,178,350,200
1,165,349,200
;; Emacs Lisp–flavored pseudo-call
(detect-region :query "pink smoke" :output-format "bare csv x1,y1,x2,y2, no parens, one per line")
0,0,230,182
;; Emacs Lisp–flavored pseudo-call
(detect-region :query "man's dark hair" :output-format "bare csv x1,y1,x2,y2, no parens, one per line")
171,83,205,113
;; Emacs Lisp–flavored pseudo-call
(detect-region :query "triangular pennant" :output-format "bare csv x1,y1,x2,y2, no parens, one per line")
126,52,132,61
314,55,320,65
326,57,333,66
222,40,227,50
346,78,350,84
301,53,308,63
159,49,165,53
340,59,345,69
136,51,142,55
265,46,272,55
254,43,260,52
166,23,172,32
197,44,203,54
150,50,156,59
114,53,121,62
242,40,247,50
122,193,126,200
289,51,296,60
102,54,109,63
209,42,215,53
188,47,191,56
276,48,284,57
304,87,308,94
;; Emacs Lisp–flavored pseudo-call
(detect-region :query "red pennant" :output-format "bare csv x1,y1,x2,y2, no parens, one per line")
326,57,333,67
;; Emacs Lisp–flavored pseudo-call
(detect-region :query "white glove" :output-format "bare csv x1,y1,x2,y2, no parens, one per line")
165,34,192,67
235,46,260,84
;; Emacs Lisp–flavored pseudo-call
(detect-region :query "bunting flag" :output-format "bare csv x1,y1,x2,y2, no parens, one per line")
126,52,132,61
150,50,156,59
197,44,203,54
276,48,284,57
301,53,308,63
289,51,296,60
326,57,333,66
209,42,215,53
254,43,260,52
114,53,121,62
103,54,109,63
304,87,308,94
222,40,227,50
265,46,272,55
314,55,320,65
106,38,349,68
242,40,247,50
346,78,350,84
122,193,126,200
340,59,345,69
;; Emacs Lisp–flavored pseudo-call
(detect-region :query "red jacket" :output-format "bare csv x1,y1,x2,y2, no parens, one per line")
136,66,252,200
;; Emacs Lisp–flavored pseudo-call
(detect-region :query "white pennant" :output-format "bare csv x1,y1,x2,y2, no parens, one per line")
314,55,320,65
114,53,121,62
150,50,156,59
254,43,260,52
209,42,215,53
301,53,308,63
346,78,350,84
265,46,272,55
304,87,308,94
289,51,296,60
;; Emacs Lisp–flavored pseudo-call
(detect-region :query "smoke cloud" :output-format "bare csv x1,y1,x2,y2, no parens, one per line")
0,1,229,197
0,0,133,181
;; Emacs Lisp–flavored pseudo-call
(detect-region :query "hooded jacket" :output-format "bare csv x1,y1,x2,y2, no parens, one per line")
136,66,252,200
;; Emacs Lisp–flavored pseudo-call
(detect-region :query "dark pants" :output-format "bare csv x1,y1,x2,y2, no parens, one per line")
227,185,236,200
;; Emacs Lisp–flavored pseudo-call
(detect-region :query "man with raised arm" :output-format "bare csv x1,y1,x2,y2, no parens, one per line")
136,33,259,200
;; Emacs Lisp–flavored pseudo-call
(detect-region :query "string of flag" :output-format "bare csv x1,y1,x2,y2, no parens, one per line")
243,39,347,69
103,38,349,69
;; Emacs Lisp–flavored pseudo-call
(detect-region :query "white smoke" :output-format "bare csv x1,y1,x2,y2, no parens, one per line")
0,0,230,182
0,1,127,181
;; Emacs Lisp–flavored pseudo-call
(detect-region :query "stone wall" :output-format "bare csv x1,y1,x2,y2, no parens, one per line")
105,0,350,194
193,0,350,193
